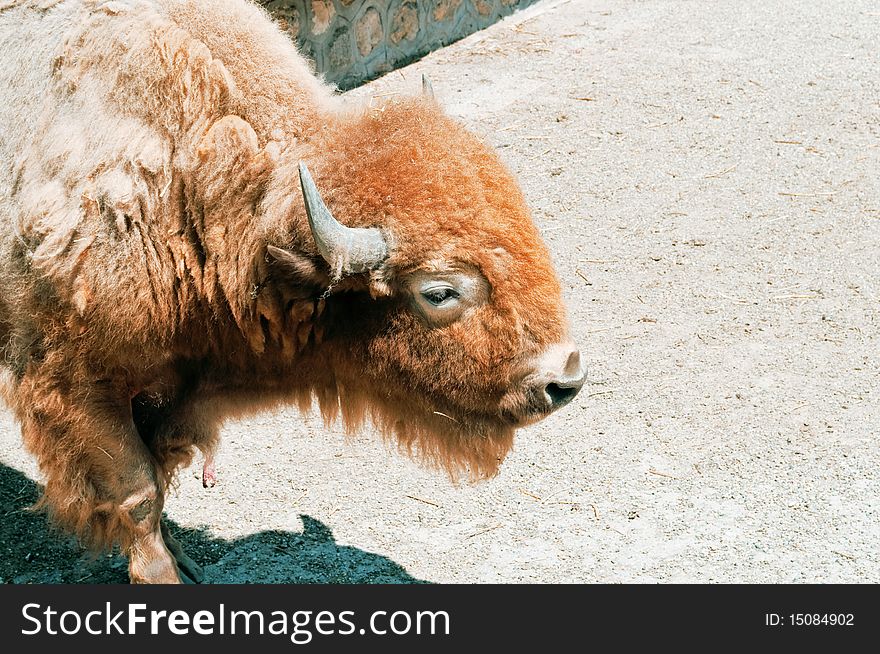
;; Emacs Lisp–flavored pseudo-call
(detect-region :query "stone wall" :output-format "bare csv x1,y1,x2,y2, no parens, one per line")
261,0,538,89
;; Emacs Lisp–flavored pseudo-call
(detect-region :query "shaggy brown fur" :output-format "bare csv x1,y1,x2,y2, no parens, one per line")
0,0,571,582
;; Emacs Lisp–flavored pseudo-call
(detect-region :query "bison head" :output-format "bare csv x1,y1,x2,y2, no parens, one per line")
265,98,584,479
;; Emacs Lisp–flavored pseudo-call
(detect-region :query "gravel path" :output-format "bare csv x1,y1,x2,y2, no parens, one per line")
1,0,878,583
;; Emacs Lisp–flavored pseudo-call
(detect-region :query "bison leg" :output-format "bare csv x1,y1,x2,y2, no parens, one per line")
134,399,219,581
121,481,182,584
88,413,185,584
90,427,185,584
18,374,185,584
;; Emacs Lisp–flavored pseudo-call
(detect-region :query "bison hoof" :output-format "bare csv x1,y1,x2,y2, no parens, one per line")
178,568,197,585
175,554,204,584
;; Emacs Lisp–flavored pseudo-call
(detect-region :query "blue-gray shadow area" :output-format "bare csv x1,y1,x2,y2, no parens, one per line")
0,463,426,584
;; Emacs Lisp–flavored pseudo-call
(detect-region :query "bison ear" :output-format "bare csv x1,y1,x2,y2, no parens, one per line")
267,245,329,288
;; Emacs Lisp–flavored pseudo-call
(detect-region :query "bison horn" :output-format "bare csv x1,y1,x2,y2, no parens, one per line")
298,162,389,276
421,74,435,99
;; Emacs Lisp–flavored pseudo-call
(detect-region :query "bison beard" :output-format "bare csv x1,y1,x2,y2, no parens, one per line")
0,0,579,583
327,383,515,481
329,368,516,483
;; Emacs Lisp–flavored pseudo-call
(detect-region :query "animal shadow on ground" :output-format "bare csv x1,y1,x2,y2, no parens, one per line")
0,463,426,584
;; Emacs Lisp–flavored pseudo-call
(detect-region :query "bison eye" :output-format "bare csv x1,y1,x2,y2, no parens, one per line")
406,267,487,325
421,286,459,307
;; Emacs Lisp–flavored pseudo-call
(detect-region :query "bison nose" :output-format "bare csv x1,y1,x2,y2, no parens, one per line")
543,349,586,410
532,345,586,413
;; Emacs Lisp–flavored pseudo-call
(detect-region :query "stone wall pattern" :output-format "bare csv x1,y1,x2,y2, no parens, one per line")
261,0,538,89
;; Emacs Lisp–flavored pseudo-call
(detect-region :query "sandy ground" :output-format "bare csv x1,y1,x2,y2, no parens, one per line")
2,0,879,583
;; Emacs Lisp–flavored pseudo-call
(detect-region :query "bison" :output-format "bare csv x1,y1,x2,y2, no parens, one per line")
0,0,585,583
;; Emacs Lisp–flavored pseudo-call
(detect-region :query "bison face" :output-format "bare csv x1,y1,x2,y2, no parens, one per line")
274,100,585,478
393,259,586,424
